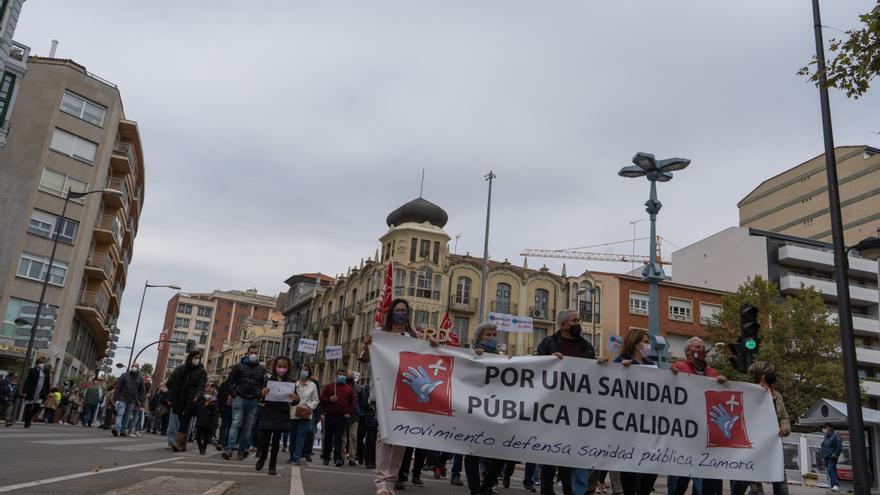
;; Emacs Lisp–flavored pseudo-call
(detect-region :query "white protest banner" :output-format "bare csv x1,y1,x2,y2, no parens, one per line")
369,331,783,481
325,345,343,360
488,313,533,333
298,338,318,355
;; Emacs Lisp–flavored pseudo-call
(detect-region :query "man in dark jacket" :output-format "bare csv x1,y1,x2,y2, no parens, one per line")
82,377,104,427
821,423,843,491
21,357,51,428
113,363,145,437
535,309,596,495
216,379,233,449
222,345,266,460
356,381,377,468
320,368,355,467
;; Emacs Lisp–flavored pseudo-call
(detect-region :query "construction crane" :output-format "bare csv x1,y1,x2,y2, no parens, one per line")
520,236,671,266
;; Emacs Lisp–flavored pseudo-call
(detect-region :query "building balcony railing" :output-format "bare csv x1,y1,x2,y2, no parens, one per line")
110,141,134,175
7,42,29,71
94,214,122,245
344,306,354,321
451,298,478,313
856,346,880,366
862,379,880,398
489,301,517,315
103,177,129,210
331,312,342,325
76,290,109,331
85,251,113,281
780,271,879,306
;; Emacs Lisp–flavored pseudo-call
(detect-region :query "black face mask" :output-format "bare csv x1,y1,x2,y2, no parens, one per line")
568,324,583,337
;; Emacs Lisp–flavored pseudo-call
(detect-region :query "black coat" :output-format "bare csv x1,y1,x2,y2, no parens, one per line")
21,367,50,402
196,399,219,429
167,364,207,416
258,375,294,432
217,380,233,411
535,331,596,359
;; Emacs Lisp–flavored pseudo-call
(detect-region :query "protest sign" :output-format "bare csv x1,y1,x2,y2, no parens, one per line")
266,380,296,402
488,312,533,333
369,331,783,481
325,345,343,360
298,338,318,354
353,371,361,382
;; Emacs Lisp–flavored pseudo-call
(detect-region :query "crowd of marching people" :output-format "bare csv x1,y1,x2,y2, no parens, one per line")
0,295,808,495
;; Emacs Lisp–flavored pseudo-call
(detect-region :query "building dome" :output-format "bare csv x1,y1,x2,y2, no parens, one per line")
386,197,448,228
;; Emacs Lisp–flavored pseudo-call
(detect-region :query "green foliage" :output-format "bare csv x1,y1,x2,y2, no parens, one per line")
139,362,154,377
798,1,880,98
707,276,845,421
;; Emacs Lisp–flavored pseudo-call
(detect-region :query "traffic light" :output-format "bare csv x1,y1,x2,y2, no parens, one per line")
740,303,761,353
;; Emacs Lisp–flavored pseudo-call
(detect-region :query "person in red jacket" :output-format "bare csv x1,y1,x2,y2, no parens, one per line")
320,368,355,467
669,337,727,495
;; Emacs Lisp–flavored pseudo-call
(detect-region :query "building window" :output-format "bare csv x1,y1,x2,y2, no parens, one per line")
0,71,16,125
28,209,78,244
197,306,213,318
496,283,512,314
453,317,470,345
571,283,578,308
2,297,58,340
414,310,429,329
50,128,98,164
578,282,593,322
199,333,208,345
410,237,417,262
39,168,88,202
393,269,406,297
419,240,431,259
533,327,549,351
17,253,68,286
60,91,106,127
669,298,693,322
172,330,188,341
593,287,601,324
629,292,649,315
699,303,722,326
415,267,434,299
174,317,190,328
195,320,209,331
534,289,549,319
177,303,193,314
433,274,442,300
432,241,440,264
455,277,472,304
430,311,439,329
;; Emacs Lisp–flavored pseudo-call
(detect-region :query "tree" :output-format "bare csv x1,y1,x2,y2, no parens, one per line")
707,276,846,422
798,1,880,98
140,362,154,377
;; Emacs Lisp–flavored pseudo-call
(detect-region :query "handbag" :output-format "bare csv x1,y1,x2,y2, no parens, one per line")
292,383,312,420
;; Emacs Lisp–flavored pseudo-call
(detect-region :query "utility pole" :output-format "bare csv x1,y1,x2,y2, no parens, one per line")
478,171,496,323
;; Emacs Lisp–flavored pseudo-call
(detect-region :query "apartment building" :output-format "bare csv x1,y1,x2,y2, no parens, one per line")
0,0,29,150
672,227,880,408
738,145,880,246
0,57,145,382
280,273,334,369
209,312,283,378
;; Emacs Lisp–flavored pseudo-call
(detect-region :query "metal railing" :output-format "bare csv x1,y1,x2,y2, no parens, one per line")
105,177,129,206
78,291,109,318
112,141,139,172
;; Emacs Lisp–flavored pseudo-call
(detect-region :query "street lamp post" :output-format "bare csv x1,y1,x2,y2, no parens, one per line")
619,153,690,365
478,171,496,323
810,1,872,491
127,280,180,370
14,187,123,421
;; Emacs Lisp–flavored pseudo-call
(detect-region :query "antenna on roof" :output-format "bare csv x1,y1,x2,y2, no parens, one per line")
419,169,425,198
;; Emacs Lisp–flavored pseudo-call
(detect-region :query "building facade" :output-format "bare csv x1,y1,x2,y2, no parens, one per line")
209,312,283,378
0,0,29,150
738,146,880,246
0,57,145,382
672,227,880,408
153,289,276,384
280,273,334,369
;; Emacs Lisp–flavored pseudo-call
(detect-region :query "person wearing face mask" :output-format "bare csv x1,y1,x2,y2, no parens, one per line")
254,356,296,475
820,423,843,491
195,384,219,455
731,361,790,495
166,350,207,452
111,362,146,437
222,344,266,460
20,357,50,428
320,368,356,467
300,364,322,462
668,337,727,495
535,309,599,495
288,364,319,465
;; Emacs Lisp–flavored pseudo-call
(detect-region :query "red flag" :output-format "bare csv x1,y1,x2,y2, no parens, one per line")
373,261,394,326
441,311,460,346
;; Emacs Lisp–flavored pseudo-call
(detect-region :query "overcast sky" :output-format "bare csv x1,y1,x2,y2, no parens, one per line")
15,1,879,372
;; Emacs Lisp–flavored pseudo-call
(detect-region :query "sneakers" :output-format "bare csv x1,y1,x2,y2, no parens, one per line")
323,459,331,466
111,429,118,437
349,460,357,466
304,456,313,462
451,476,464,486
335,460,344,467
831,486,839,492
199,448,206,455
523,481,536,492
237,451,248,461
222,450,233,460
119,431,127,437
411,477,424,486
268,466,278,475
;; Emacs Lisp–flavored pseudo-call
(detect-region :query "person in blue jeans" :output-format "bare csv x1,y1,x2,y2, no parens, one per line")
288,365,319,464
820,423,843,490
222,346,266,461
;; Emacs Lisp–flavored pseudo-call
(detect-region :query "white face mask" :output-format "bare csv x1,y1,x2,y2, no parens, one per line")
204,394,212,400
192,359,200,366
37,363,44,370
248,353,258,363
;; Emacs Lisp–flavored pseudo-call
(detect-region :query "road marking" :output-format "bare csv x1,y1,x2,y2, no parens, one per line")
0,457,179,493
201,481,239,495
302,467,373,478
174,461,284,470
32,437,131,445
142,468,264,476
290,465,304,495
0,433,83,439
103,441,174,451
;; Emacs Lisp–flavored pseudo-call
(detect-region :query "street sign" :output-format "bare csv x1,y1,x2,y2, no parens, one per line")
20,304,56,316
13,316,56,328
14,327,52,340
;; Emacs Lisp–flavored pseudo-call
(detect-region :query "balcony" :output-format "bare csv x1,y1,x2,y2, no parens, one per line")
489,301,518,315
780,271,879,306
6,41,29,72
856,346,880,366
94,214,122,245
451,298,479,313
344,306,355,321
853,315,880,337
75,290,109,334
84,251,113,281
103,177,129,209
862,379,880,398
110,141,137,175
778,244,878,280
529,306,551,321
